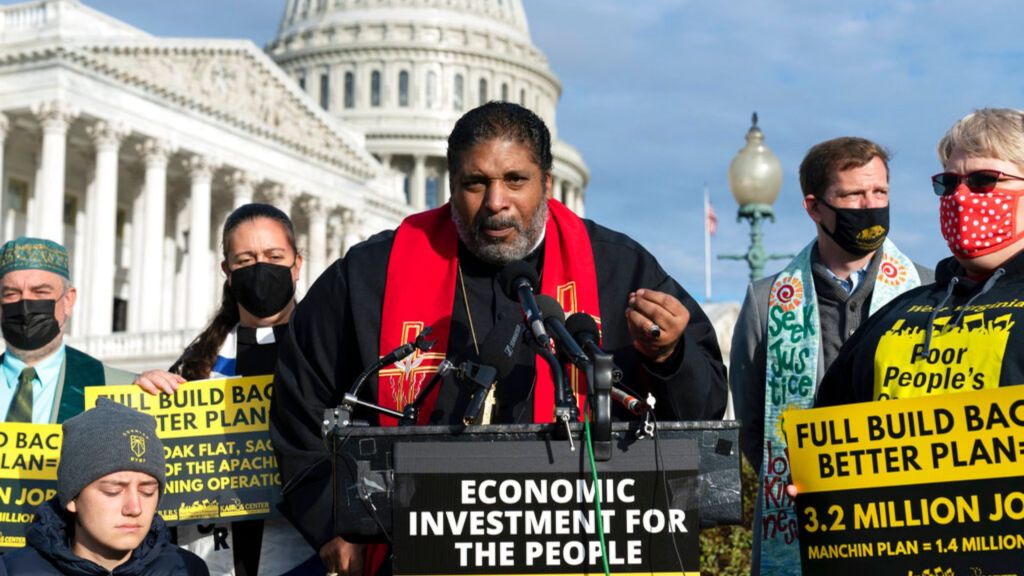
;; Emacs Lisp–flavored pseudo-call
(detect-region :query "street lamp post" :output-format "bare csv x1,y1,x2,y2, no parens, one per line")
719,113,791,283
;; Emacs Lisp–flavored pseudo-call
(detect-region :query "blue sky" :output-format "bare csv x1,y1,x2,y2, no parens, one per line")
56,0,1024,302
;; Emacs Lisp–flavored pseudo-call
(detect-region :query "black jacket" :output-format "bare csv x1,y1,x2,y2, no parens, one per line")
270,219,728,549
816,250,1024,407
0,498,208,576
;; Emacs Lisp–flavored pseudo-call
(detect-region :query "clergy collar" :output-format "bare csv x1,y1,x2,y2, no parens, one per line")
236,324,287,345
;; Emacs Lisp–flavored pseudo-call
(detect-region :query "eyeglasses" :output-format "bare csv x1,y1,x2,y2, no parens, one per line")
931,169,1024,196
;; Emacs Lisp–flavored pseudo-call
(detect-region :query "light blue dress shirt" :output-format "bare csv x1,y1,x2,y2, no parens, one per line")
825,265,869,295
0,345,66,423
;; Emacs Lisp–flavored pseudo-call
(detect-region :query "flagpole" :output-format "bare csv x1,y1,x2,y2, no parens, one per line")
704,184,712,303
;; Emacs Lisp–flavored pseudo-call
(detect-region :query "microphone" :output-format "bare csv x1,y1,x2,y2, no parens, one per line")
565,312,602,358
611,387,645,415
562,311,613,459
497,261,551,349
535,295,590,368
567,312,651,418
460,318,526,425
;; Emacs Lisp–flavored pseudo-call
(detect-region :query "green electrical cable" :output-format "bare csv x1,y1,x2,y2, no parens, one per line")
584,412,611,576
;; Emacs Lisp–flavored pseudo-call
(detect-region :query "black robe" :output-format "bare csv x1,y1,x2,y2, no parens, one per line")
269,219,728,549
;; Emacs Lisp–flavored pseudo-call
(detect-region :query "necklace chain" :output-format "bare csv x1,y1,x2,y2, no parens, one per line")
458,264,480,356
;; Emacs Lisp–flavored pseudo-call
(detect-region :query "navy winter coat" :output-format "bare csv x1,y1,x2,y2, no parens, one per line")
0,498,208,575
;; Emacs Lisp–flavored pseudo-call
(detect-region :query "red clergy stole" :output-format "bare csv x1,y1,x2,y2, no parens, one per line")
376,199,600,425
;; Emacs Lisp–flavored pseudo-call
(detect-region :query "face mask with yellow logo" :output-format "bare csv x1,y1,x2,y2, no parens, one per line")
820,201,890,257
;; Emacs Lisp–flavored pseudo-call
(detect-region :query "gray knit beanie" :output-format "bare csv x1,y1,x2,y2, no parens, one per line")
57,398,166,507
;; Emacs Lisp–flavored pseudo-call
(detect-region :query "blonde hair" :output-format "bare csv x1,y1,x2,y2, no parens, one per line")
937,108,1024,168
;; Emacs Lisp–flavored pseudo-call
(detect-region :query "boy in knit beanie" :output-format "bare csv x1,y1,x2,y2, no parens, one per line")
0,399,208,575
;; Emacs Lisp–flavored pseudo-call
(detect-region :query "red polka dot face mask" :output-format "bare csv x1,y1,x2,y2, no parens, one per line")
939,186,1024,258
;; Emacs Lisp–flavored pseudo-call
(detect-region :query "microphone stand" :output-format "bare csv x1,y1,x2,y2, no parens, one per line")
587,348,615,461
323,328,436,436
527,336,579,450
399,360,454,426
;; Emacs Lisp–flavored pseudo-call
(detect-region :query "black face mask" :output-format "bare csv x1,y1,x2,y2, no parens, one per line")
229,263,296,319
2,299,61,351
820,202,890,256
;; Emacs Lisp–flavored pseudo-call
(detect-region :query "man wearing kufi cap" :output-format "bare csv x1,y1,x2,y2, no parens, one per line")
0,399,209,574
0,237,134,424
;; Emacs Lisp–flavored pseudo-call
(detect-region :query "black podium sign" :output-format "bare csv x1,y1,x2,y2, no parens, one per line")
323,421,739,575
392,438,701,575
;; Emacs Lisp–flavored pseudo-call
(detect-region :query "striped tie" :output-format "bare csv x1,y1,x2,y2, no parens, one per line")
6,367,36,423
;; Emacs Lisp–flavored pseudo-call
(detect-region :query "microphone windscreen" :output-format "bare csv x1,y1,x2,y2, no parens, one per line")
496,260,539,299
566,312,600,342
535,294,566,323
477,318,526,380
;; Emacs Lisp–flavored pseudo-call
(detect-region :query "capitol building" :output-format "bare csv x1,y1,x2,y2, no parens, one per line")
0,0,589,370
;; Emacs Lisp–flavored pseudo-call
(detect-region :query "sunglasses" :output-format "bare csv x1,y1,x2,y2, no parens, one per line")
931,169,1024,196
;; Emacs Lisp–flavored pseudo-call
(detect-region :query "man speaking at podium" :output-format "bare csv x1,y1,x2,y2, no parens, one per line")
270,102,727,575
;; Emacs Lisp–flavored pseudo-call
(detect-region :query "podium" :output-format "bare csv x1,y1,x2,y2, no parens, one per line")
326,420,741,575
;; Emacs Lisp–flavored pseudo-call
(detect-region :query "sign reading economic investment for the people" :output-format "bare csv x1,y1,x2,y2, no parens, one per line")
783,385,1024,575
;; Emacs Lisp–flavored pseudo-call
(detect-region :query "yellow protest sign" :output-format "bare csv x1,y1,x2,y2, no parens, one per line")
783,385,1024,493
781,386,1024,574
0,423,61,549
85,376,281,524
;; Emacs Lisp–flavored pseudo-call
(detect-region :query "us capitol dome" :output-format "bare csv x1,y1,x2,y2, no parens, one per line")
0,0,587,370
268,0,589,213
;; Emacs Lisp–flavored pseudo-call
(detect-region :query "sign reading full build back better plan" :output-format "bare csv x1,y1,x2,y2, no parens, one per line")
86,375,279,524
0,423,61,550
782,386,1024,575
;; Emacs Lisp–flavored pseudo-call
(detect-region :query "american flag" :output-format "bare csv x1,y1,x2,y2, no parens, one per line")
704,190,718,236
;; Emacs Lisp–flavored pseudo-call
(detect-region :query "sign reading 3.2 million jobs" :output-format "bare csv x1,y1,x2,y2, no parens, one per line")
0,423,61,550
86,375,279,525
783,385,1024,576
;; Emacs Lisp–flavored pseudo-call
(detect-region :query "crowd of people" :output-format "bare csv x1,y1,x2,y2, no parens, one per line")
1,103,1022,575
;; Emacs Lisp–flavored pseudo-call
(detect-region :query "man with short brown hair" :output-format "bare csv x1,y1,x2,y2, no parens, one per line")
730,137,933,574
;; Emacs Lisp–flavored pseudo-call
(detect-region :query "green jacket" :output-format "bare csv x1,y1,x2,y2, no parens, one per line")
1,346,135,423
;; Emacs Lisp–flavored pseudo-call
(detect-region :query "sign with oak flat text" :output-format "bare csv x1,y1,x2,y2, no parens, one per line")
86,376,280,525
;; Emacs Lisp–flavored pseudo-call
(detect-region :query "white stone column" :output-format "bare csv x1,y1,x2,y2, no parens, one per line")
411,154,426,209
165,230,181,331
550,175,561,202
32,101,77,243
442,168,451,204
575,186,585,216
341,209,362,256
136,139,172,332
264,184,295,217
0,113,8,241
326,212,343,264
186,156,216,328
229,170,255,209
84,121,127,336
306,197,327,279
128,181,145,332
70,199,87,338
